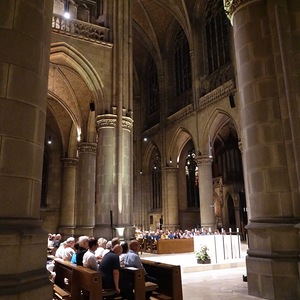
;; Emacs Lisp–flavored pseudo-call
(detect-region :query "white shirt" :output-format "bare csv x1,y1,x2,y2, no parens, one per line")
95,246,105,258
83,249,99,271
63,246,75,261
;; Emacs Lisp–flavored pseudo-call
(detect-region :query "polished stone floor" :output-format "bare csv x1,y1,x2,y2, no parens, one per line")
141,243,263,300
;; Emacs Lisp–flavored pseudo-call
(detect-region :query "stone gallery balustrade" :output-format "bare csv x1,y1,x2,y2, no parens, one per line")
52,13,110,44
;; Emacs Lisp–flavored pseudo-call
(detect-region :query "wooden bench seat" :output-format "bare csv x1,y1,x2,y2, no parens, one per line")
120,266,158,300
54,259,156,300
54,258,120,300
151,291,172,300
141,259,183,300
53,284,71,299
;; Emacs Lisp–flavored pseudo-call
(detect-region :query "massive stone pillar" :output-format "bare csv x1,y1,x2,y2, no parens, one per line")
118,116,134,228
58,158,78,236
96,0,133,239
75,142,97,236
95,114,117,239
196,156,215,229
224,0,300,299
164,167,180,231
0,0,53,299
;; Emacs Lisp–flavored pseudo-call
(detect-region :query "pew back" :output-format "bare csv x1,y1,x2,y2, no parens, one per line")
141,259,183,300
120,267,146,300
54,259,113,300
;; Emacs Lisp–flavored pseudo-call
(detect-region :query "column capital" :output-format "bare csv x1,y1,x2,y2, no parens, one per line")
195,155,213,165
96,114,117,130
61,158,78,167
78,142,97,153
165,166,178,173
122,116,133,131
223,0,252,23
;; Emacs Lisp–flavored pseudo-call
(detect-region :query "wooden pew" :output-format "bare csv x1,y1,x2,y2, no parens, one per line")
141,259,183,300
156,238,194,254
53,259,117,300
54,259,157,300
120,267,158,300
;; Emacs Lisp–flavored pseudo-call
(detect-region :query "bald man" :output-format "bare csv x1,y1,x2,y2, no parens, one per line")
100,244,134,300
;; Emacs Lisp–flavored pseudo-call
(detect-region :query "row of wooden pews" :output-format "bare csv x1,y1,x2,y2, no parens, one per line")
52,258,183,300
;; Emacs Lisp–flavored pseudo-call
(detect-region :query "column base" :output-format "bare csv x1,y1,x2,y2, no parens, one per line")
162,224,180,232
94,224,135,241
246,220,300,300
74,226,94,237
0,219,52,299
57,226,75,238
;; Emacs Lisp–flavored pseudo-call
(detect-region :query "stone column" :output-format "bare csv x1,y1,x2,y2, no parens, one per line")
75,143,97,236
224,0,300,299
58,158,78,236
164,167,180,231
196,156,215,229
95,114,117,239
0,1,53,299
118,116,133,228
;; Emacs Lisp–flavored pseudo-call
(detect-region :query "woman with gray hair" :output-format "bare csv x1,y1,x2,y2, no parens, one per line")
95,237,107,259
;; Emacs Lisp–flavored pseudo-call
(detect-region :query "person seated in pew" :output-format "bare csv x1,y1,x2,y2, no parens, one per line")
71,242,80,264
62,237,76,262
100,244,134,300
119,242,129,268
95,237,107,259
124,240,158,300
55,241,67,259
76,236,89,266
83,238,100,271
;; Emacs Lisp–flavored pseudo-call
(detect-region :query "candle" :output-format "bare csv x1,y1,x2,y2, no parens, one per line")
237,228,239,233
229,228,232,233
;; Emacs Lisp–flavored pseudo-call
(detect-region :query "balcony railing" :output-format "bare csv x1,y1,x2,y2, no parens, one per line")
52,13,110,45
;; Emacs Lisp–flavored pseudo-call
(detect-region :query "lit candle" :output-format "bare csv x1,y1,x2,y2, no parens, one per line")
237,228,239,233
229,228,232,233
221,228,224,233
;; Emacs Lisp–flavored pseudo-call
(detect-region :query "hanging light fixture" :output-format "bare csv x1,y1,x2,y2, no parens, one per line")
64,0,70,19
47,136,52,145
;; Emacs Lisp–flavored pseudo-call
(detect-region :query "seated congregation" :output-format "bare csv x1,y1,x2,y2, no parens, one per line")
47,234,179,300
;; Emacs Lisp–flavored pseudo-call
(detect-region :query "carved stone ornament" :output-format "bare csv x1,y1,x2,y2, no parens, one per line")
122,116,133,131
195,155,213,165
78,143,97,153
61,158,78,167
96,114,117,130
223,0,247,22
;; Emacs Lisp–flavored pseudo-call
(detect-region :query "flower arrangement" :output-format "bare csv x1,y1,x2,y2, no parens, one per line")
195,245,210,263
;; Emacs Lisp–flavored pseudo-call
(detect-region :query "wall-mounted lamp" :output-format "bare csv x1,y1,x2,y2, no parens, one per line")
143,137,148,142
139,169,143,175
47,136,52,145
169,157,172,164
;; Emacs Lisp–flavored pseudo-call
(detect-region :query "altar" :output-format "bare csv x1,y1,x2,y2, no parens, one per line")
194,234,242,263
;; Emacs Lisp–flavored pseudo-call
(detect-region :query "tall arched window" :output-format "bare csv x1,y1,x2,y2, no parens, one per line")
205,0,230,74
175,29,192,96
185,150,199,208
149,58,160,115
152,152,162,209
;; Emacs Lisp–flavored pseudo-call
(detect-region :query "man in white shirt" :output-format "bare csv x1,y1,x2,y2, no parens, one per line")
83,238,99,271
63,237,75,261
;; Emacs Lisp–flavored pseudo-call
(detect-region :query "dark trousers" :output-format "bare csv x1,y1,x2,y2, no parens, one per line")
120,280,134,300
